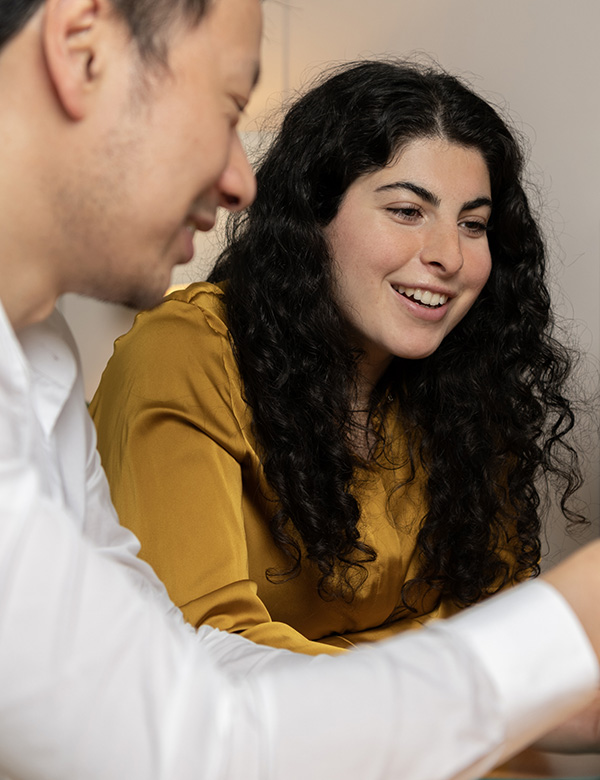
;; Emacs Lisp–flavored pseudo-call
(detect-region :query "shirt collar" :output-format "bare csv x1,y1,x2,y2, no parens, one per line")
0,296,30,393
15,309,78,438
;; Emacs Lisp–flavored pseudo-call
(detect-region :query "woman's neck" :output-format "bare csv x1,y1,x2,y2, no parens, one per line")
349,359,394,460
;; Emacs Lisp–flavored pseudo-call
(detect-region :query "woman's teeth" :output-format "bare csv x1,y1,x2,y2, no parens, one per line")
394,285,448,308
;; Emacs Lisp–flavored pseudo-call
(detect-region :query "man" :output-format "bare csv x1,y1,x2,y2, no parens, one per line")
0,1,599,778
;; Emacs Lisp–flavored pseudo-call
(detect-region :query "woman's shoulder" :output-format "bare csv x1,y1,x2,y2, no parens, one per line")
123,280,229,342
102,281,231,379
165,279,226,307
162,280,228,328
94,280,240,409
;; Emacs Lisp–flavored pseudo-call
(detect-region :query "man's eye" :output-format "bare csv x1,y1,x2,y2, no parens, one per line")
233,97,247,114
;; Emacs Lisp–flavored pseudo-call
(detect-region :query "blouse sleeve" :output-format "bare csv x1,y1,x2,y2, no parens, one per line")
90,288,342,657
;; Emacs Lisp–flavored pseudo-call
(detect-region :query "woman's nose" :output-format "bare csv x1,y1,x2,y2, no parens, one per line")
420,223,464,275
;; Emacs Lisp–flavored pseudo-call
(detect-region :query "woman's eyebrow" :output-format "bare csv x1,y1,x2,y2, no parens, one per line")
462,196,493,211
375,181,440,206
375,181,492,212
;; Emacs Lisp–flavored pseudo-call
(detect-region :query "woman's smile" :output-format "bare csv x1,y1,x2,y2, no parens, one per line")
390,283,452,321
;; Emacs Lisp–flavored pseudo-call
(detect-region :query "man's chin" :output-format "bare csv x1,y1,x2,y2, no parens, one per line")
115,272,175,311
119,286,168,312
82,269,172,311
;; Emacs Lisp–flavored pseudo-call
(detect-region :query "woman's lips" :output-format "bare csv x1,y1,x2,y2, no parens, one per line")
392,284,450,307
390,283,451,321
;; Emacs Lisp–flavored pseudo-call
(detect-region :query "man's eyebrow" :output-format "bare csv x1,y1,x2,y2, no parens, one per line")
375,181,492,211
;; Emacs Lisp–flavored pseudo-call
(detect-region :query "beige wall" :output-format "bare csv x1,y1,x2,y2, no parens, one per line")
63,0,600,561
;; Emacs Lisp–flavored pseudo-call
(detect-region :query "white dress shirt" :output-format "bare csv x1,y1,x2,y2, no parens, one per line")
0,301,597,780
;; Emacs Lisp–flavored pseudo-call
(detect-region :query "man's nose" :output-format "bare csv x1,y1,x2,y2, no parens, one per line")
217,133,257,212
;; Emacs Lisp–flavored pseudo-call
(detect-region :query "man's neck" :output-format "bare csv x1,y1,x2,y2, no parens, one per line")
0,260,58,331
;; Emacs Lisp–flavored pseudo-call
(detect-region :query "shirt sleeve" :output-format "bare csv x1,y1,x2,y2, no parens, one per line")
249,580,599,780
90,291,342,656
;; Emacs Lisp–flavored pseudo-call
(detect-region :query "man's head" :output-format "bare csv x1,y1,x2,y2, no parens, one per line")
2,0,211,58
0,0,261,322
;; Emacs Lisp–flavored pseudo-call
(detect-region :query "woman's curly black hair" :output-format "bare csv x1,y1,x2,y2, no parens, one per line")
209,60,583,609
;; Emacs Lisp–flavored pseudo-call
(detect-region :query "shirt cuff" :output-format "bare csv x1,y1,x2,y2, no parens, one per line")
437,579,599,753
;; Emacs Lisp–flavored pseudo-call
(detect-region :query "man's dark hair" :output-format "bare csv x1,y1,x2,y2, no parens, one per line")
0,1,41,48
0,0,212,57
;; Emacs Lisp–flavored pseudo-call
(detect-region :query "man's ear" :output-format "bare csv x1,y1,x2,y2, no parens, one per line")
42,0,108,120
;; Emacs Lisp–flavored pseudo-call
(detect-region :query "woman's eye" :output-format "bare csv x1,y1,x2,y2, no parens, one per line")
460,219,488,236
387,206,422,222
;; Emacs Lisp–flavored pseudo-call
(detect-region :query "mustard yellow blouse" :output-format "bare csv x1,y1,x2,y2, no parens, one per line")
91,282,509,655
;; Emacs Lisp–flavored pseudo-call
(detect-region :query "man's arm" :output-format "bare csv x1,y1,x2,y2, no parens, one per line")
1,445,599,780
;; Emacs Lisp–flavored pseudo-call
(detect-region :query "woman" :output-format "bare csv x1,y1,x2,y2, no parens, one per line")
91,60,582,655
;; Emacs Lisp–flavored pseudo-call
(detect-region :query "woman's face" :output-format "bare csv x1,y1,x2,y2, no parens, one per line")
325,137,493,385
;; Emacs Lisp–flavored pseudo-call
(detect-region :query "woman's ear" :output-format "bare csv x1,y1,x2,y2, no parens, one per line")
42,0,106,120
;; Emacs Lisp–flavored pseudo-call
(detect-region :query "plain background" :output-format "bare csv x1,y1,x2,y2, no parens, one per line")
62,0,599,561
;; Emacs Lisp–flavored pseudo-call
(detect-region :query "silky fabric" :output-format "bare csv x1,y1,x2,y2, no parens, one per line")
92,281,519,654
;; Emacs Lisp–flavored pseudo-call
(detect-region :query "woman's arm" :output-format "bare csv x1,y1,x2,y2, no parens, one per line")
90,286,342,656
